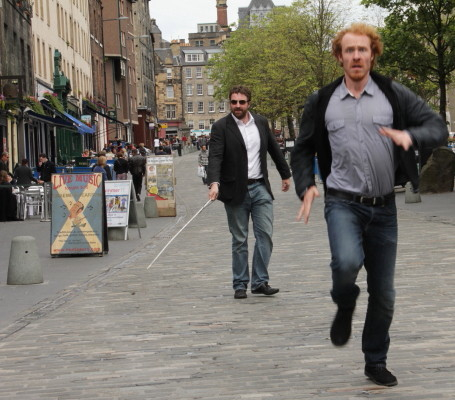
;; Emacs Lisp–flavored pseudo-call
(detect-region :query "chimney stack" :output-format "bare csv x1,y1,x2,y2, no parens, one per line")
216,0,228,28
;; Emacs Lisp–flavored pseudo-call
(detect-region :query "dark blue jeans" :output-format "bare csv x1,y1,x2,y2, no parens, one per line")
224,182,273,291
324,195,397,366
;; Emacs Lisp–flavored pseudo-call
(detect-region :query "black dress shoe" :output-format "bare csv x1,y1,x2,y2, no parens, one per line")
365,365,398,386
234,289,247,299
330,305,355,346
251,283,279,295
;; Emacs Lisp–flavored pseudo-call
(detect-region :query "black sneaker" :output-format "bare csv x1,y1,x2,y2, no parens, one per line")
330,305,355,346
365,365,398,387
251,283,279,295
234,289,247,299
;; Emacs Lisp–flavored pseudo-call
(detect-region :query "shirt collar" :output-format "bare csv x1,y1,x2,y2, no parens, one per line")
232,111,254,126
340,75,375,99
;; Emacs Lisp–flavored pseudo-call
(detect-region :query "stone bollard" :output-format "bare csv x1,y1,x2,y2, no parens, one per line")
144,196,159,218
128,199,147,228
7,236,43,285
405,182,421,204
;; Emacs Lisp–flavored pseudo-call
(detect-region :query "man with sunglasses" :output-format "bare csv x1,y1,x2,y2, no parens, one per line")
207,85,291,300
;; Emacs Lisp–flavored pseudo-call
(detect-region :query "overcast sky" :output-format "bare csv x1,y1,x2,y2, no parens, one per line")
149,0,296,42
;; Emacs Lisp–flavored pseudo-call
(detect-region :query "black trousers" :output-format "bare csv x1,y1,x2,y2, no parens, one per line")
132,174,143,197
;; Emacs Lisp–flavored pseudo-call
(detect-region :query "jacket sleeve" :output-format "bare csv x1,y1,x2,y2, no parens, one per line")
262,117,291,180
207,120,225,186
393,81,448,148
291,92,319,199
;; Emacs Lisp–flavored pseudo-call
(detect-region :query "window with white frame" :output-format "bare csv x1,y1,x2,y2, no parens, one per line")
210,39,216,46
207,84,214,96
120,31,126,47
187,120,194,129
187,101,194,113
186,84,193,96
209,119,215,128
197,83,203,96
115,93,121,109
185,67,192,79
166,85,174,98
208,101,215,113
185,53,203,62
196,67,203,78
198,101,204,113
219,101,226,112
198,120,205,130
195,40,203,47
166,68,172,79
166,104,176,119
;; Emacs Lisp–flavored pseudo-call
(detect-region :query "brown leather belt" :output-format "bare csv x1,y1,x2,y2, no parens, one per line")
247,178,264,185
326,188,394,207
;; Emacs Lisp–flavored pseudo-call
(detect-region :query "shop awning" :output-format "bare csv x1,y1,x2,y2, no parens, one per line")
61,111,95,134
84,104,126,126
26,110,77,130
40,101,95,134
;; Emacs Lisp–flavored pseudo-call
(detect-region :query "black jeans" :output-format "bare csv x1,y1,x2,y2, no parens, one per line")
132,174,143,197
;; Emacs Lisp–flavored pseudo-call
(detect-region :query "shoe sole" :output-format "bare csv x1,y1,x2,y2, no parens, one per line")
365,371,398,387
251,290,279,295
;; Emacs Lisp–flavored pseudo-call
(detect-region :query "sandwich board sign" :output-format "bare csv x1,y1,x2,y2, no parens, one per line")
50,173,105,256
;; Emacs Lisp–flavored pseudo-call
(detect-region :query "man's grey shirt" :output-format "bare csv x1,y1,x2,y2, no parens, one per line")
325,77,395,197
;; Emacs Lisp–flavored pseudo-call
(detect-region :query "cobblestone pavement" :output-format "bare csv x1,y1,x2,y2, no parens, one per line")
0,152,454,399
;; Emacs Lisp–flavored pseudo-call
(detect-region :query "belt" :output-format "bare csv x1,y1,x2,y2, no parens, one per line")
326,188,394,207
247,178,264,185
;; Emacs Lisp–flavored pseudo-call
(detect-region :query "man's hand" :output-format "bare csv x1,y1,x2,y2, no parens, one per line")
297,185,320,224
208,183,219,201
379,127,413,150
281,178,291,192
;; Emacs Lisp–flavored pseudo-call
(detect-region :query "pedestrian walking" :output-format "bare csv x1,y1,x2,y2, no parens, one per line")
128,148,146,202
207,85,291,300
291,23,448,387
198,145,209,184
113,152,129,180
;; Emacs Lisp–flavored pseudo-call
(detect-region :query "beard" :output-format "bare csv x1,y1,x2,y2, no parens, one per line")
233,108,248,120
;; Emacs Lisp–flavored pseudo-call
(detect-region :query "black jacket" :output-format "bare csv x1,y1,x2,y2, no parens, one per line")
207,113,291,205
36,160,56,182
13,165,38,185
291,71,448,198
128,155,146,176
113,158,129,174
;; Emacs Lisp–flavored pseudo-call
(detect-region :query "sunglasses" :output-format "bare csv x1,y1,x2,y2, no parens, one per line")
230,100,248,105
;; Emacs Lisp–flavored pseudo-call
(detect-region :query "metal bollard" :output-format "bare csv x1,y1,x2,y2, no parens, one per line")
144,196,159,218
41,182,51,222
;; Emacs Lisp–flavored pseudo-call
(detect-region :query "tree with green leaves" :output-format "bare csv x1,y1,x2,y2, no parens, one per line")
209,0,343,137
362,0,455,120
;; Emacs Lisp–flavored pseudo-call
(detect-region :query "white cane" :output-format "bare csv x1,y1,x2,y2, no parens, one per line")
146,199,213,269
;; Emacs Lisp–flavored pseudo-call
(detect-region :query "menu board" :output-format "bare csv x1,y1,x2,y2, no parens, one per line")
105,180,131,227
50,173,104,255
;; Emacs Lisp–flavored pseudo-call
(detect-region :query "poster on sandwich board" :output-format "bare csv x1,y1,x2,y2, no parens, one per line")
50,173,104,256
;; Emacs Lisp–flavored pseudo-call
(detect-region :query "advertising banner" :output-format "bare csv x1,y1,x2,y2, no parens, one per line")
50,173,104,256
105,180,131,228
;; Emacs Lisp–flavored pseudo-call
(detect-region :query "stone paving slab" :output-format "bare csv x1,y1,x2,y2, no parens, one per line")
0,152,454,399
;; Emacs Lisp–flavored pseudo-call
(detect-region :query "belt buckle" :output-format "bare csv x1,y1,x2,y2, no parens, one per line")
360,196,375,206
